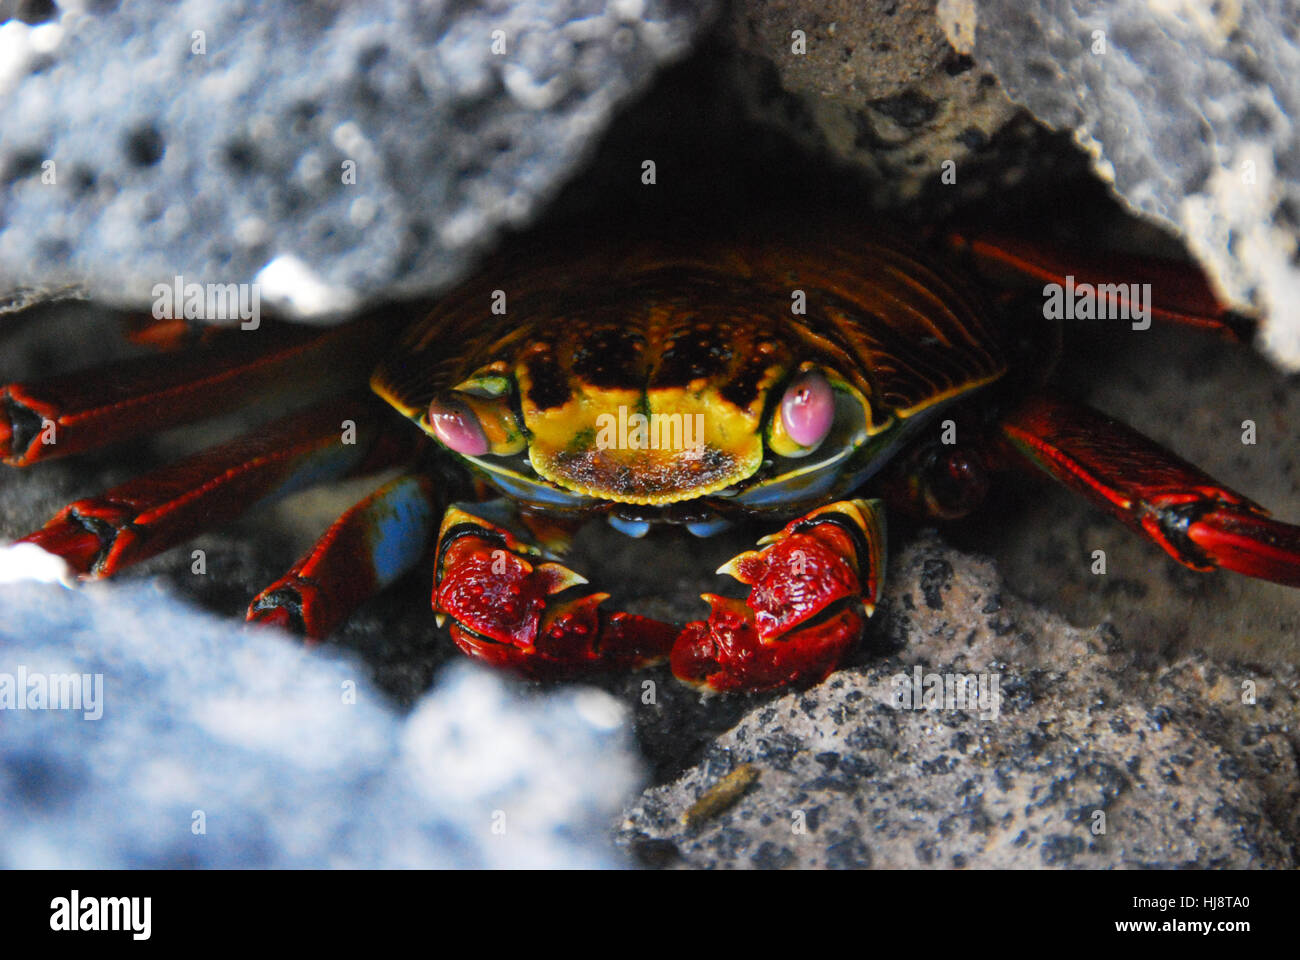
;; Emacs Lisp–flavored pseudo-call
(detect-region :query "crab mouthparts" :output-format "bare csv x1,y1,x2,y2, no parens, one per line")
532,443,755,505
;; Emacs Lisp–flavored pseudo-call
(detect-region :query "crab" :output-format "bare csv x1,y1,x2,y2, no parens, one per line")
3,219,1298,693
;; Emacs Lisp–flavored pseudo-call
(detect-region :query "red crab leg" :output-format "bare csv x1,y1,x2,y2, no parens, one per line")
17,394,411,578
433,504,678,678
1,315,397,466
999,392,1300,587
671,499,886,694
248,473,441,639
944,229,1254,340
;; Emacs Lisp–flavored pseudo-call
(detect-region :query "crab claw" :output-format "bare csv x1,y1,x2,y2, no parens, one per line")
434,506,677,678
671,499,885,693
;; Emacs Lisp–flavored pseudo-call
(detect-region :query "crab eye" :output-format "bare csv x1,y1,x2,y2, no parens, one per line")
428,395,489,456
778,370,834,454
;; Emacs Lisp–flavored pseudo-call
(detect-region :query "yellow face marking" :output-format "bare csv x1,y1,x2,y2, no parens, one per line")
517,351,785,504
520,387,764,505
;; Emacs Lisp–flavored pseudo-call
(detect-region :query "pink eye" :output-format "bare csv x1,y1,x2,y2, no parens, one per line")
428,396,489,456
780,370,834,450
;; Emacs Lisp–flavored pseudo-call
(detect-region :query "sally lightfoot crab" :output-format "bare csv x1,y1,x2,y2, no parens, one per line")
4,221,1299,693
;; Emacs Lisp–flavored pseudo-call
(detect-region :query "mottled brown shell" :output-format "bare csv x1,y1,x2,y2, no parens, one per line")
372,224,1007,502
378,227,1004,414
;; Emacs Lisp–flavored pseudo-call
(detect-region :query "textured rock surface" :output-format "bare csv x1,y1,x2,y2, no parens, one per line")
970,0,1300,370
0,0,715,318
727,0,1032,207
620,535,1300,869
0,577,641,869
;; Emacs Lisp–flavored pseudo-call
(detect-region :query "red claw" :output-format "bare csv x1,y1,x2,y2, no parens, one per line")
671,499,885,693
434,507,677,678
671,595,868,694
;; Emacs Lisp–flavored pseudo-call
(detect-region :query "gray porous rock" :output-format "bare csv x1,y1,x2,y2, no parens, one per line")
0,577,642,869
0,0,715,319
970,0,1300,370
726,0,1030,207
620,534,1300,869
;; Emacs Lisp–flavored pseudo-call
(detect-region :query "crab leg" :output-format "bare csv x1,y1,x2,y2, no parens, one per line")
999,392,1300,587
944,229,1255,340
247,473,442,639
18,394,411,578
1,315,398,466
672,499,886,693
433,502,678,678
